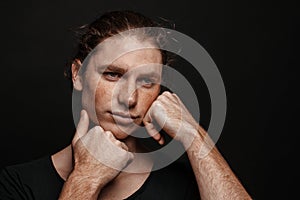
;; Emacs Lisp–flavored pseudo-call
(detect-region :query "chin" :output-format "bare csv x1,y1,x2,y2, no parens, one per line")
101,122,138,139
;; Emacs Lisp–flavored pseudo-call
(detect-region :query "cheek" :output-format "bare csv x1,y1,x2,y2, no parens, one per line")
95,82,113,107
139,88,160,112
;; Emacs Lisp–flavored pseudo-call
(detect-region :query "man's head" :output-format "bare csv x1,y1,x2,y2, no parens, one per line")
67,10,172,139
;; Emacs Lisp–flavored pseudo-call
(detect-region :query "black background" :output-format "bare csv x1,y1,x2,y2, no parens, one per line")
0,0,299,199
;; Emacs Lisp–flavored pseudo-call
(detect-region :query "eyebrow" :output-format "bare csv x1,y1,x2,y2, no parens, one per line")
97,64,126,74
138,72,161,80
98,64,161,79
96,64,126,74
106,65,127,74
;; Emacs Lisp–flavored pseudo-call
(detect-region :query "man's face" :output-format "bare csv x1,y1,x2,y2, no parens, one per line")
79,37,162,139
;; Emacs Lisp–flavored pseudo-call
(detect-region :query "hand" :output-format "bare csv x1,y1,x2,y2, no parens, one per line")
143,91,199,146
71,110,134,187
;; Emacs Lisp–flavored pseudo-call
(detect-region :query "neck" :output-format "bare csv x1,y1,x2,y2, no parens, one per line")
121,136,143,153
51,136,150,181
51,145,73,181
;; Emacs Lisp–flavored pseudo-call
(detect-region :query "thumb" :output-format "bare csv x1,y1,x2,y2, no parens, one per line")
144,121,164,145
72,110,89,145
143,105,164,145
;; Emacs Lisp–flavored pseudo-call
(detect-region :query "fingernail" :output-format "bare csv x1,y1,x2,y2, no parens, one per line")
159,138,164,145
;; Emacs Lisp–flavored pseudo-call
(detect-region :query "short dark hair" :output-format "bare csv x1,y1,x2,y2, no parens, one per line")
64,10,174,85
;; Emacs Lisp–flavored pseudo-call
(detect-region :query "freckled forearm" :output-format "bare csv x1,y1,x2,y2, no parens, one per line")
185,126,252,200
58,170,104,200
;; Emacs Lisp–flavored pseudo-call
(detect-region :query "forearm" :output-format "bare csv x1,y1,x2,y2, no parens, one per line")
58,170,103,200
185,126,251,200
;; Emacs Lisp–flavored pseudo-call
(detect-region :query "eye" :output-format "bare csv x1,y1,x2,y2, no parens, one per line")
139,77,155,88
102,72,122,81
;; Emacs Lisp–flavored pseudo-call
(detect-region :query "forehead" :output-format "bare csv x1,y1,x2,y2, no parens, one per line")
112,48,162,70
86,36,162,70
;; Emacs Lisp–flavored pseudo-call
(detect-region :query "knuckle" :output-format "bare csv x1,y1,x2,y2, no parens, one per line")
156,95,162,101
105,130,112,135
172,92,178,97
163,91,173,99
106,131,116,139
152,100,162,108
114,140,122,146
157,94,165,100
91,126,102,132
162,91,171,96
119,141,129,151
158,92,173,101
172,93,180,101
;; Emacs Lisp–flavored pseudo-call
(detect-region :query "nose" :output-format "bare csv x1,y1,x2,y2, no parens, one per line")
117,78,138,109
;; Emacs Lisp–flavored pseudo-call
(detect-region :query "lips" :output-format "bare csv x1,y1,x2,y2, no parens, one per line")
110,111,139,124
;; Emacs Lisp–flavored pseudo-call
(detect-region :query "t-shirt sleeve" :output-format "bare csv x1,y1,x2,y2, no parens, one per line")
0,167,30,200
0,156,64,200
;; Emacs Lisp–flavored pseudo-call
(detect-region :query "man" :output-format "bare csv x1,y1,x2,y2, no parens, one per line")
0,10,251,199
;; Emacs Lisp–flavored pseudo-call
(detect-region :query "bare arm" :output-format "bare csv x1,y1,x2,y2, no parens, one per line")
184,126,251,200
58,110,133,200
58,169,103,200
144,91,252,199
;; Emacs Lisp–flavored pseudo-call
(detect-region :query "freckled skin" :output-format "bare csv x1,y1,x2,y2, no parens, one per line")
58,35,251,200
81,38,162,139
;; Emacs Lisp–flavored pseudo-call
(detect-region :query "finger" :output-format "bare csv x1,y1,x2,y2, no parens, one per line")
144,121,164,145
144,100,167,130
104,131,129,151
72,110,89,145
143,106,153,124
158,136,165,145
128,152,134,161
106,130,117,140
125,152,135,167
117,140,129,151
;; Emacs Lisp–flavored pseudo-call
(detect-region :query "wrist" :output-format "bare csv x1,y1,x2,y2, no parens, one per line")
62,170,103,199
178,128,197,150
70,166,106,189
177,123,202,149
184,125,217,159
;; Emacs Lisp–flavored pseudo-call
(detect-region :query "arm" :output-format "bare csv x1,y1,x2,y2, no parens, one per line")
59,110,133,200
185,126,251,199
59,169,103,200
143,91,251,199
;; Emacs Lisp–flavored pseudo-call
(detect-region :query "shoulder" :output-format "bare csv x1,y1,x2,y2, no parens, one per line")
0,156,64,200
2,155,62,185
3,156,51,175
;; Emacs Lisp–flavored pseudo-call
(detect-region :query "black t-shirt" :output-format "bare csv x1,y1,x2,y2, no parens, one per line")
0,155,200,199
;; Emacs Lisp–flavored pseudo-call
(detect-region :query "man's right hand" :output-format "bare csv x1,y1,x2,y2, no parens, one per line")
59,110,134,199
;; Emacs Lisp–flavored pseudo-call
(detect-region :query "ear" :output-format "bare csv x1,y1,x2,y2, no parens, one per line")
71,59,83,91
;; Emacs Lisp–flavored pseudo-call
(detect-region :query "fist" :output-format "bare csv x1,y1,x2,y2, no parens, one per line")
71,110,134,186
143,91,199,146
